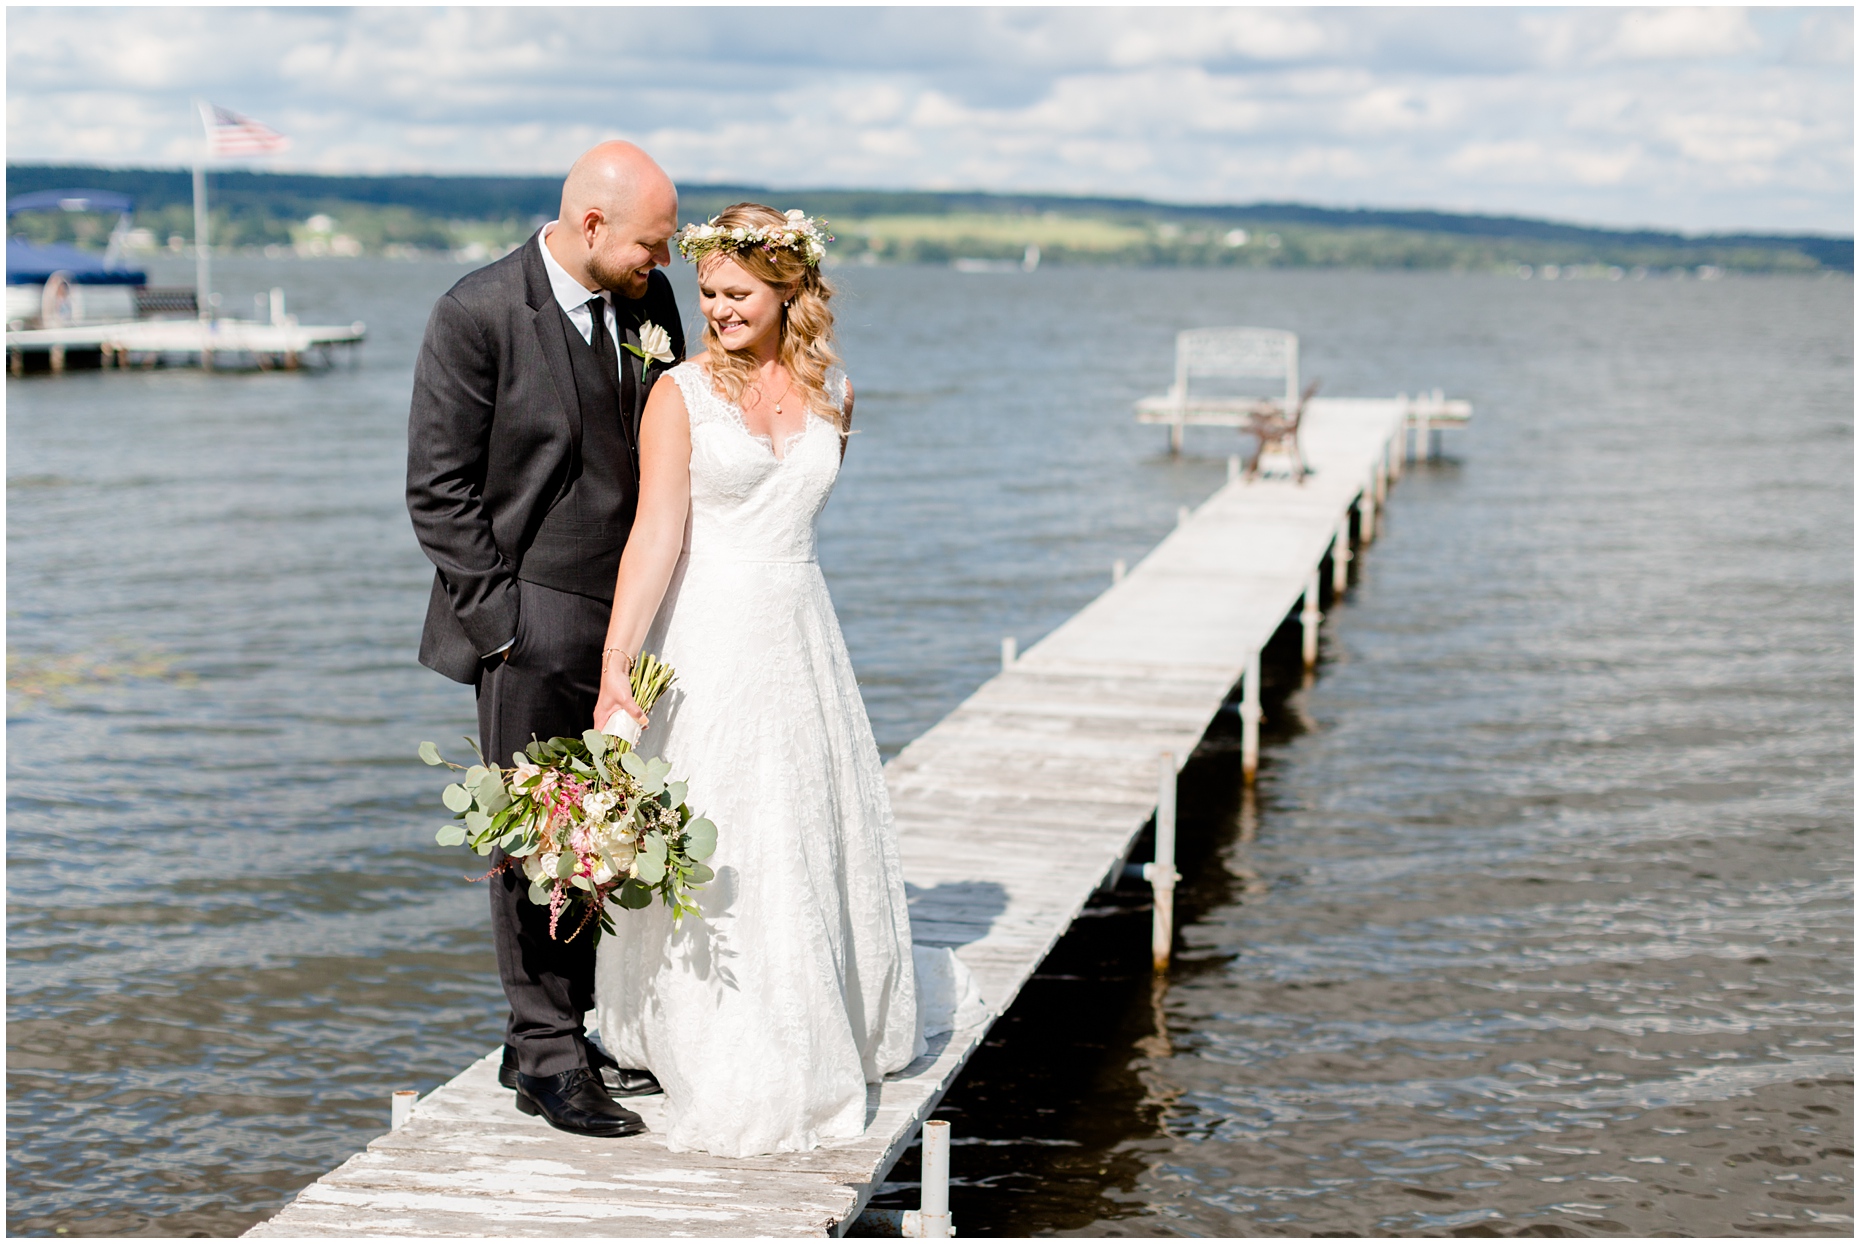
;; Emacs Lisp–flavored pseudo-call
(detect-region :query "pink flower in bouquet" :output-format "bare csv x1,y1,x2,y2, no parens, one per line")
421,690,718,943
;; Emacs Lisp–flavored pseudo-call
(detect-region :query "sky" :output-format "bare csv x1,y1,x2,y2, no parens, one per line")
5,6,1853,234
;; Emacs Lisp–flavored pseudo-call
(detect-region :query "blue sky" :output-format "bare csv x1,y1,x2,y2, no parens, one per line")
6,6,1852,233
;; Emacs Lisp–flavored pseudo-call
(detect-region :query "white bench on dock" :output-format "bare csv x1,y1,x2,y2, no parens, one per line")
246,391,1462,1238
1135,326,1470,458
1133,326,1300,455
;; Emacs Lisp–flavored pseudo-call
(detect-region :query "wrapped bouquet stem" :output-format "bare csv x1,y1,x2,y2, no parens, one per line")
420,653,713,942
601,651,672,747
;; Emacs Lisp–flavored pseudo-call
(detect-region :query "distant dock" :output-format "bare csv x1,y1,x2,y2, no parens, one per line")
246,392,1466,1237
6,314,366,374
1139,387,1471,457
7,187,366,374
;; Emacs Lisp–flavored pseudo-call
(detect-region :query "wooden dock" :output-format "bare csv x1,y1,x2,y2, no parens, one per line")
246,393,1459,1238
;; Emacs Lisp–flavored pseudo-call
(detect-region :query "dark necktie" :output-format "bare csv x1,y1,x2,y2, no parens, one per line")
585,294,611,374
588,294,637,428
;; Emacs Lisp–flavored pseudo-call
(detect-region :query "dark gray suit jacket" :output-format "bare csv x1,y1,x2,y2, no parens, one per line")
406,233,685,683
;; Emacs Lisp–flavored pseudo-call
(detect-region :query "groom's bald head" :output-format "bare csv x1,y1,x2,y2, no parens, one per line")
561,142,675,225
552,141,678,298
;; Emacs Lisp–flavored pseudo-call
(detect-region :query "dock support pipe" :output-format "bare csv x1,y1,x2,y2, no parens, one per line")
1148,751,1179,972
1241,649,1262,783
1301,572,1322,668
904,1119,954,1237
391,1090,416,1131
1331,518,1352,594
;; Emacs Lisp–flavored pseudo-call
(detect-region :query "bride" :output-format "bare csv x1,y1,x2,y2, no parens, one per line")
590,203,925,1157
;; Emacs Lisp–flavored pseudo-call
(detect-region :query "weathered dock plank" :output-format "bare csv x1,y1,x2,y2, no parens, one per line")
247,394,1446,1238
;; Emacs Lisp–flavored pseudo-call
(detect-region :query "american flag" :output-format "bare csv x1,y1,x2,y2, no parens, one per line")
200,103,289,158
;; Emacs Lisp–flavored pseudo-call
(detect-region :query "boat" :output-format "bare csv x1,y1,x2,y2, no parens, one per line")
5,186,364,374
953,244,1041,273
5,189,167,329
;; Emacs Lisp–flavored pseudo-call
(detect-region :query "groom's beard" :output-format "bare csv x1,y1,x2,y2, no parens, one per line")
589,253,652,300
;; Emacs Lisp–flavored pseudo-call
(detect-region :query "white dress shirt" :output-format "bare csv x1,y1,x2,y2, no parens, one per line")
488,225,632,659
538,221,628,389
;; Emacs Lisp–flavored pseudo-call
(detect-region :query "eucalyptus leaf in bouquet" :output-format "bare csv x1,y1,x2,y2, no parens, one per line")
418,652,714,941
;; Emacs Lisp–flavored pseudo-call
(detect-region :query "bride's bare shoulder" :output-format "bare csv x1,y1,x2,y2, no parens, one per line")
642,370,692,454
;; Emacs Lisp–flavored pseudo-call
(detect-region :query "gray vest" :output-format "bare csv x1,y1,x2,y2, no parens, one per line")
519,303,637,600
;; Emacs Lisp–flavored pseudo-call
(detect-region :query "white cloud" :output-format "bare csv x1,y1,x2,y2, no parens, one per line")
1602,7,1762,62
4,6,1851,233
1102,9,1335,67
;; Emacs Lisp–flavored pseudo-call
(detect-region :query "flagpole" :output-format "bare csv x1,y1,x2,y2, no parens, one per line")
192,99,212,323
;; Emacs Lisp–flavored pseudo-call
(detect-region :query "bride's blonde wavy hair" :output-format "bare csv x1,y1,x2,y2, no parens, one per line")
694,203,844,431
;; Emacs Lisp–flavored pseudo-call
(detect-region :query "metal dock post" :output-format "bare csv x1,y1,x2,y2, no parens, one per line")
1149,752,1179,972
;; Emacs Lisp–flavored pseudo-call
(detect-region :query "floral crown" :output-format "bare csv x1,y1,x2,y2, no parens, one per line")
675,209,833,268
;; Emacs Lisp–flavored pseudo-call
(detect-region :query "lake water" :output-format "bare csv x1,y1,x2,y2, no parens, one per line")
6,258,1851,1237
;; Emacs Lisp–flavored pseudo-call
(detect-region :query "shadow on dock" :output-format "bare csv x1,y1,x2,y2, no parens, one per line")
905,880,1010,949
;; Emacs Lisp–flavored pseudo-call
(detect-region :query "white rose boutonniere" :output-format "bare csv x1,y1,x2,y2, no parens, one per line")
624,321,675,369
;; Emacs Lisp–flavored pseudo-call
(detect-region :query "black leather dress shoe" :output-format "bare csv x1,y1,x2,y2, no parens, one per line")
513,1067,646,1138
501,1043,662,1098
602,1063,663,1097
585,1041,664,1098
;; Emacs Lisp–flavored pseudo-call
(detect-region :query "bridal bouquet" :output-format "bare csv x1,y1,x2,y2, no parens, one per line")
420,653,715,941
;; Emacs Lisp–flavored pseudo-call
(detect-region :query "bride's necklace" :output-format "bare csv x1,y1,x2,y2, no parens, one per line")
750,373,796,417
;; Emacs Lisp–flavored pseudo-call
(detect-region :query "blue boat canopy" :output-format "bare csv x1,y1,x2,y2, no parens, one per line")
6,238,146,285
6,188,146,285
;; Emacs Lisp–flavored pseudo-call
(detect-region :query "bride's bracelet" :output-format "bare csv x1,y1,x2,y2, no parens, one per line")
601,647,633,675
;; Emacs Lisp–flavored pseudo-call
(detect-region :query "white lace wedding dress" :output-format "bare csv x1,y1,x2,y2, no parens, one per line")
594,361,967,1158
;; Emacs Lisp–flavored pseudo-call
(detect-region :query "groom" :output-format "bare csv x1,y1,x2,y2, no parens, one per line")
406,141,685,1137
